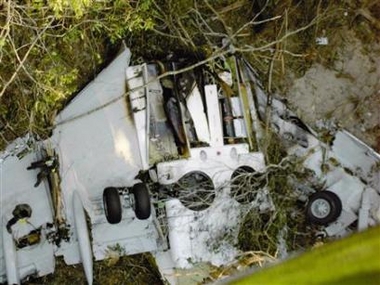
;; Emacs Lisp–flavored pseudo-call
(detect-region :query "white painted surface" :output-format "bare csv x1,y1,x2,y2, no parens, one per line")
91,205,159,260
231,97,243,117
332,130,380,189
157,145,265,186
233,119,247,137
157,146,265,270
246,61,380,237
205,85,223,147
49,49,160,274
166,197,243,268
153,251,177,285
126,64,149,170
73,192,93,285
0,147,55,284
2,227,19,284
1,52,379,284
51,48,141,219
186,85,211,144
325,210,357,236
358,189,371,231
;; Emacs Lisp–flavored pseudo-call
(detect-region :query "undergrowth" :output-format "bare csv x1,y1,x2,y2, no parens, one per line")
237,133,315,257
24,254,163,285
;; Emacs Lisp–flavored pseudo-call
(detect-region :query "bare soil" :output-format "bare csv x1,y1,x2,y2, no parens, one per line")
286,31,380,152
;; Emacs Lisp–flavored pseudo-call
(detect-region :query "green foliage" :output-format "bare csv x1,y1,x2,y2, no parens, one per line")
34,65,78,116
0,0,156,148
88,0,155,43
47,0,91,18
238,134,314,255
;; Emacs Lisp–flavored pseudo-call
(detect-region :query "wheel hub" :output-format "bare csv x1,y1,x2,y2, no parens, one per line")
311,198,331,219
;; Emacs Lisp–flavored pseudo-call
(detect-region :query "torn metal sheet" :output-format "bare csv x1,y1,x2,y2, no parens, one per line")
1,49,163,285
241,59,380,237
1,48,379,285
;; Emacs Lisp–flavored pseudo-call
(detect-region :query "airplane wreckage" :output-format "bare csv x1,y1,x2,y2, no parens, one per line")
1,48,379,284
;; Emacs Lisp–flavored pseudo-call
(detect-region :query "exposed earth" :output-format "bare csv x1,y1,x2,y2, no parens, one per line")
286,31,380,151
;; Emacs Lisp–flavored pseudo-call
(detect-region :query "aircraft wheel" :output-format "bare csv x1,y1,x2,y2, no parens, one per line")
306,191,342,225
103,187,122,224
132,183,151,220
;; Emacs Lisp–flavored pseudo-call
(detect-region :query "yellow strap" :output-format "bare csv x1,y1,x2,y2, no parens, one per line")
18,218,28,224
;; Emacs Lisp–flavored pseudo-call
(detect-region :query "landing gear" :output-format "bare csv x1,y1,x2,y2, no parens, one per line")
306,191,342,225
103,183,151,224
131,183,151,220
103,187,122,224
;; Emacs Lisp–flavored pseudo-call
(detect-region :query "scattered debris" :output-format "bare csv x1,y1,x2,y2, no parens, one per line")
1,46,379,285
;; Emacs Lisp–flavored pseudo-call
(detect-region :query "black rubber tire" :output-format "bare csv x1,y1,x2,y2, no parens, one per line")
132,183,151,220
306,190,342,226
103,187,122,224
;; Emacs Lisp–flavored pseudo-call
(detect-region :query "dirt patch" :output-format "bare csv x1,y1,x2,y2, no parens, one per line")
285,31,380,151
